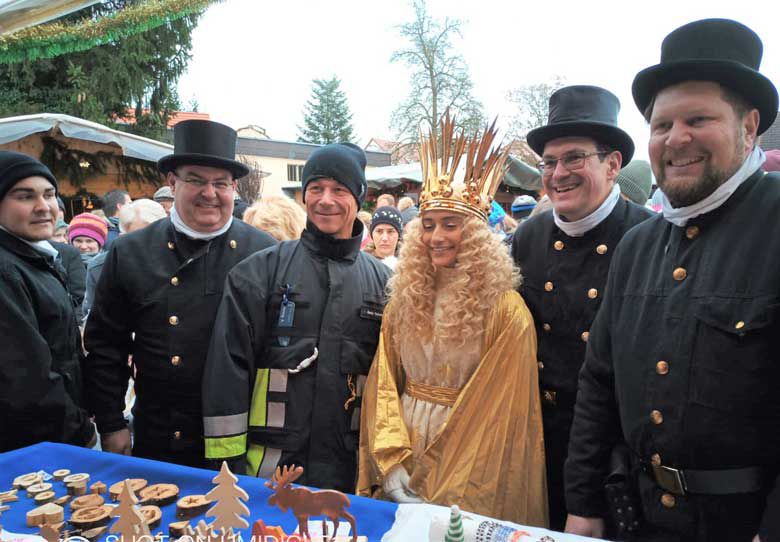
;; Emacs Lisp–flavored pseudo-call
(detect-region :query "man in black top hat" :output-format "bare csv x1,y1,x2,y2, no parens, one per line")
511,85,652,530
84,120,276,468
201,143,390,492
565,19,780,541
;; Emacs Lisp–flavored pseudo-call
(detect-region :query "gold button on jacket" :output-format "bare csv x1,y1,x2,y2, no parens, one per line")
661,493,676,508
685,225,700,239
650,410,663,425
168,315,179,326
596,244,608,255
673,267,687,281
554,240,564,251
170,276,179,286
171,355,181,366
587,288,598,299
656,360,669,375
544,281,554,292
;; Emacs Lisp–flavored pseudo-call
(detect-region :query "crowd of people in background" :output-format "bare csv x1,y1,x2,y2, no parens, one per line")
5,16,780,542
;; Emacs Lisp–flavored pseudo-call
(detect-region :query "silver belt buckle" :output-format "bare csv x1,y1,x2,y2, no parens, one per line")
653,464,687,495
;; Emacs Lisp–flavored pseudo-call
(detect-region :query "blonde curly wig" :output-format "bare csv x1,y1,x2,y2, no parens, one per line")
387,214,521,346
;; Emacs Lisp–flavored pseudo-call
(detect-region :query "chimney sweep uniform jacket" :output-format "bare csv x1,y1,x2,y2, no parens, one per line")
202,220,390,493
0,228,94,451
566,170,780,541
83,217,275,468
512,197,652,528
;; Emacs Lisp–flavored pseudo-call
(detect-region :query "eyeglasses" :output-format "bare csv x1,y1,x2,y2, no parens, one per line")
173,174,233,192
537,151,609,176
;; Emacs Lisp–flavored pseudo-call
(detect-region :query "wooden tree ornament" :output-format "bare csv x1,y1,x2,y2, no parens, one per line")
110,479,151,542
205,461,249,535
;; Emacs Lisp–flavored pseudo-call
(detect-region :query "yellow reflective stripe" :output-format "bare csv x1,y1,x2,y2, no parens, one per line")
250,368,269,427
247,368,270,476
204,433,246,459
247,443,264,476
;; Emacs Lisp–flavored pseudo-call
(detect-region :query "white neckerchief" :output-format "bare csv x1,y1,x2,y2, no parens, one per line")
170,204,233,241
554,183,621,237
661,146,766,226
0,225,60,259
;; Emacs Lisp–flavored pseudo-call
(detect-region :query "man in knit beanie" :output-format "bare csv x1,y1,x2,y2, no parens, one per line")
68,212,108,256
615,159,653,205
0,150,95,452
202,142,390,491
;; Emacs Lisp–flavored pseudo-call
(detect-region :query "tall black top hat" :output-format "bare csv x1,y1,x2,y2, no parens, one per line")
526,85,634,165
158,119,249,179
632,18,779,134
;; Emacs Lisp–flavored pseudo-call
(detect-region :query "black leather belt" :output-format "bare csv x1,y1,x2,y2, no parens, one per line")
643,462,764,496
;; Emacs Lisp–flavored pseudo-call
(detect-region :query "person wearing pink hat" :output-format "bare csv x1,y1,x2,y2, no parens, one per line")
68,212,108,259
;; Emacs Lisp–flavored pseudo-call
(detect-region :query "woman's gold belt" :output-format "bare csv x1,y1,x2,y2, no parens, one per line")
404,377,460,407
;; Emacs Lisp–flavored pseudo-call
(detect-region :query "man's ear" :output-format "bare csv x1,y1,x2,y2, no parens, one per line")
605,151,623,182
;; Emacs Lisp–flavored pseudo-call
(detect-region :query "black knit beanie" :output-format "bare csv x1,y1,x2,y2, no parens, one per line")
301,143,367,205
0,151,57,201
370,206,403,237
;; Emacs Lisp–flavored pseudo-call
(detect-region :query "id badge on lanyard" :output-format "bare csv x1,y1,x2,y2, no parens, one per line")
277,283,295,346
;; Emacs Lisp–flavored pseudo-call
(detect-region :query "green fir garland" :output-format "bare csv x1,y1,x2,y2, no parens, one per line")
0,0,220,64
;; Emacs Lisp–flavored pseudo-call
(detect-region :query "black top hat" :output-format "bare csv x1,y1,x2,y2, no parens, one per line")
526,85,634,165
158,119,249,179
632,18,779,134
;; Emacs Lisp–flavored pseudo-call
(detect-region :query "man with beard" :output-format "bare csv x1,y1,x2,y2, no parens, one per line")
202,143,390,492
511,85,652,531
565,19,780,542
84,120,275,468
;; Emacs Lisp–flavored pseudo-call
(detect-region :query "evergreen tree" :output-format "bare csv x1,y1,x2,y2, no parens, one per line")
298,76,355,144
205,462,250,535
0,0,205,140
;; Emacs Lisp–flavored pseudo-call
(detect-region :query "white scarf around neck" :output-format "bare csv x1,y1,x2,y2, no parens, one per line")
661,146,766,227
0,224,59,259
554,183,621,237
170,204,233,241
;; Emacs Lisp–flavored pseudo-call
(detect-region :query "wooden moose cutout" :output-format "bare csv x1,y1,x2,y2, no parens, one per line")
265,465,357,542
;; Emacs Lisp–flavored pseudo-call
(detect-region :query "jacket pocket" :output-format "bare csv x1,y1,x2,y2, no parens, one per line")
690,298,780,415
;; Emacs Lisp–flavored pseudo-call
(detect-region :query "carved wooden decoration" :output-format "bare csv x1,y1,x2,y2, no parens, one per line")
70,506,112,530
39,522,60,542
176,495,211,519
110,479,151,541
138,484,180,506
34,491,56,505
206,461,249,535
109,479,147,502
26,502,64,527
0,490,19,503
265,464,358,542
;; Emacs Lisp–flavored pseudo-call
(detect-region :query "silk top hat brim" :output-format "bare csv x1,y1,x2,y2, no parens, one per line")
527,85,635,165
157,119,250,179
527,121,635,166
632,18,779,135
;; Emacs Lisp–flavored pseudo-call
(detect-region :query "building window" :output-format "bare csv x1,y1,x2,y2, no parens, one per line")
287,164,304,182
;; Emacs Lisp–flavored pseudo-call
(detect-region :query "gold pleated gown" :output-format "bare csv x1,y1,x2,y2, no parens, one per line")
357,268,548,526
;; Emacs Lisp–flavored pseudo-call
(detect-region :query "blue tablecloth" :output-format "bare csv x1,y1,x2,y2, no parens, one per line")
0,443,397,541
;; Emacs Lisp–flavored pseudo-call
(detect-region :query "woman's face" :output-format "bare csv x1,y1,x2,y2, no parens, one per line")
371,224,399,259
421,210,464,268
72,235,100,254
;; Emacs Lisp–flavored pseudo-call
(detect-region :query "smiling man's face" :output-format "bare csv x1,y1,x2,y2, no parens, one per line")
648,81,758,208
0,176,57,241
304,178,357,239
541,136,619,222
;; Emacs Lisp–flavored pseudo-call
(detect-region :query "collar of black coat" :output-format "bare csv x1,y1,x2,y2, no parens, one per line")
0,227,55,267
302,219,363,262
553,196,629,240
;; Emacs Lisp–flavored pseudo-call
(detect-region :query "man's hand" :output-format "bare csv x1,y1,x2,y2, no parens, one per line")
383,464,423,504
565,514,605,538
100,428,131,455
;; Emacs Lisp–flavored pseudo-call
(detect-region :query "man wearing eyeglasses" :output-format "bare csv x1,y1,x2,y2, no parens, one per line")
83,120,275,468
511,85,652,531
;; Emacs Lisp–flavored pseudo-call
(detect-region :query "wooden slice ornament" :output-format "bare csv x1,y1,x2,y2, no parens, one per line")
138,483,180,506
27,483,53,498
34,491,56,505
54,495,71,506
26,502,64,527
70,493,104,510
90,481,106,495
139,505,163,529
13,473,42,489
109,478,147,501
0,490,18,503
176,494,211,519
53,470,71,481
62,474,90,486
70,505,111,529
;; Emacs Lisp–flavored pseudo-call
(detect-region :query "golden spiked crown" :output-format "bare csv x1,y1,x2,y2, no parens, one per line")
418,113,509,222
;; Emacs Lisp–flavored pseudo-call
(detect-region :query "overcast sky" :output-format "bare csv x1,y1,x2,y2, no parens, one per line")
177,0,780,161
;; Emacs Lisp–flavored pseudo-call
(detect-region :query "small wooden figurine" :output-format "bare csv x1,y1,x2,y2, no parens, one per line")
110,479,151,541
26,502,64,527
39,522,61,542
0,489,19,503
265,465,357,542
206,461,249,535
90,481,107,495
